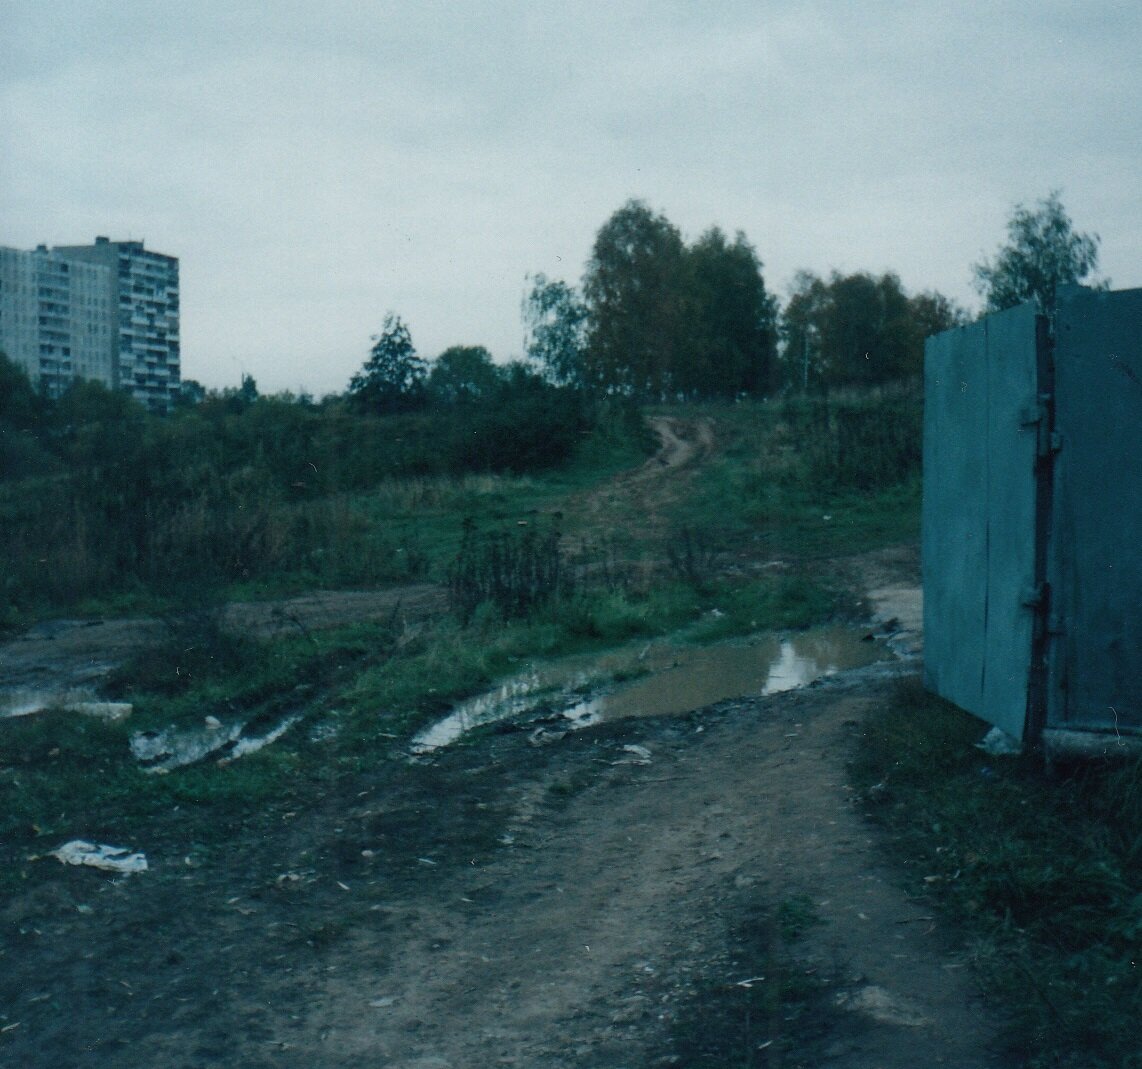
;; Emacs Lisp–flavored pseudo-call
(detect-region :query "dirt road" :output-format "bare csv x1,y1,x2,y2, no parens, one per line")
2,666,1007,1067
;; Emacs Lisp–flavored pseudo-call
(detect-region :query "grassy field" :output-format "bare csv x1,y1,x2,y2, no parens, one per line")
2,394,882,896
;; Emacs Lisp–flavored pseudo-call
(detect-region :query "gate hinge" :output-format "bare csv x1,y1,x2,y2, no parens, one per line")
1019,402,1046,427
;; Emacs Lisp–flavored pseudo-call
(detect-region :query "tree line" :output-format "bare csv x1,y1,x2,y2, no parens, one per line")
514,190,1099,400
4,190,1103,436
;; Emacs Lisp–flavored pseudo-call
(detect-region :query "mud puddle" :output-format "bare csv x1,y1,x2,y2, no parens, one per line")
0,685,132,721
411,626,890,753
130,713,304,773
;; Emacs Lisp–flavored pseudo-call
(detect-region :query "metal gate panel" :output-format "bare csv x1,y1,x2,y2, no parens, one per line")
1049,287,1142,731
923,302,1041,738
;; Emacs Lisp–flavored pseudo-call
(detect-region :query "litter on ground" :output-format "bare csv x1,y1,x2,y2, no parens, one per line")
50,840,148,875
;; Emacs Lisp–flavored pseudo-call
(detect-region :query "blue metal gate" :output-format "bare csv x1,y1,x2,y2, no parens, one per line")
1048,287,1142,735
923,287,1142,747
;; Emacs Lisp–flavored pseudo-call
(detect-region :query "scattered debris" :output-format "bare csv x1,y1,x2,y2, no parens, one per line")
50,840,148,875
835,984,930,1027
219,715,302,764
621,743,653,764
68,701,133,722
866,780,891,803
975,725,1021,756
734,975,766,988
527,726,567,746
0,690,132,721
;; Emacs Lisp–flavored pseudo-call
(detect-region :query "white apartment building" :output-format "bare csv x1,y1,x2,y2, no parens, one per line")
0,245,115,398
0,237,180,412
53,237,181,412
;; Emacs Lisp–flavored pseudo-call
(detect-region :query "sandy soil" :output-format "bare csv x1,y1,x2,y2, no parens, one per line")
1,420,1010,1067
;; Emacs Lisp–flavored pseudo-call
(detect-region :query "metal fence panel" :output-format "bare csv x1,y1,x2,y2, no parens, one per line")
923,303,1040,738
1049,287,1142,731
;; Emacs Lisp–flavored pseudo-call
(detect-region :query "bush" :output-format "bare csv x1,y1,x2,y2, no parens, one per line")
781,384,921,491
447,518,570,624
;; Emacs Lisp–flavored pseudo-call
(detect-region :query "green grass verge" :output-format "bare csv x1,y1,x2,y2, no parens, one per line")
850,679,1142,1069
654,394,921,563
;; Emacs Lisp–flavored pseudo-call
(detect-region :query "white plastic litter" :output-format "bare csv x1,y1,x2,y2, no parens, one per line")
975,726,1022,756
51,840,148,874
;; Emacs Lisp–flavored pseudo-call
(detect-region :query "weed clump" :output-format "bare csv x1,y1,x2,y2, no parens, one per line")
447,517,570,624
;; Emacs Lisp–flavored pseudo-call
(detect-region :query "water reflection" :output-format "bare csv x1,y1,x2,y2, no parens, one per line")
411,627,888,753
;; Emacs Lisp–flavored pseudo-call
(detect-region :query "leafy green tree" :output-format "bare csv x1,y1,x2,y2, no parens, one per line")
679,227,779,398
0,352,43,429
447,361,587,472
348,314,428,414
583,200,686,397
780,271,966,390
176,379,207,407
821,272,915,386
973,191,1104,315
427,345,501,405
239,373,259,405
523,274,588,387
54,377,146,437
0,351,54,480
780,270,828,391
909,290,970,341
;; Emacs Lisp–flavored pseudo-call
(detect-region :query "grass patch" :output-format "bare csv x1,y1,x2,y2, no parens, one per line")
654,395,921,564
850,679,1142,1069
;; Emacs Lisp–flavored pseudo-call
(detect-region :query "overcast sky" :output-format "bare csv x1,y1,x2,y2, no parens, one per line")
3,2,1139,396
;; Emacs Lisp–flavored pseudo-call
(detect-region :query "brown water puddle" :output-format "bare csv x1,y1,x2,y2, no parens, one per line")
411,626,891,753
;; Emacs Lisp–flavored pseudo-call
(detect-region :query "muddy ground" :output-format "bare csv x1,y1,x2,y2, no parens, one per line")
1,551,1010,1069
2,662,1010,1068
1,419,1012,1066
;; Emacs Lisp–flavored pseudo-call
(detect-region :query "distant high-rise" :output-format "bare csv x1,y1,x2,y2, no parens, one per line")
0,244,116,399
53,237,181,412
0,237,180,412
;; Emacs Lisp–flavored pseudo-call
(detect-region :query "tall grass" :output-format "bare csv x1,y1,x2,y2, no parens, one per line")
661,387,922,562
779,382,922,491
447,517,570,624
0,394,647,624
